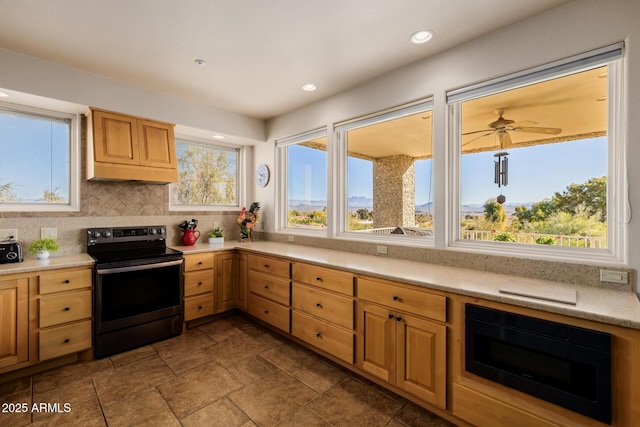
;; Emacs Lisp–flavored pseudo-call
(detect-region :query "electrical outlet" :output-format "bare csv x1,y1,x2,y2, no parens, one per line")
600,269,629,284
288,235,295,242
41,227,57,239
0,229,18,241
376,245,388,255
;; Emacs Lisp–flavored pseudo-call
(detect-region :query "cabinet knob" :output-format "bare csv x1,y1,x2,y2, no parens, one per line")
198,305,203,310
393,296,399,301
264,285,269,289
396,317,403,322
388,314,394,319
264,264,269,268
64,279,70,284
198,281,203,285
64,339,70,343
316,333,321,338
316,303,322,308
264,310,269,315
64,307,70,311
198,261,203,265
316,277,323,282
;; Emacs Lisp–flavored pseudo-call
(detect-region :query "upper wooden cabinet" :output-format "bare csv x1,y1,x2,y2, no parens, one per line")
86,108,178,183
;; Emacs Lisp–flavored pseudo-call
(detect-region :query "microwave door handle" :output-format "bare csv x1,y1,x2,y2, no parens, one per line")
96,259,183,275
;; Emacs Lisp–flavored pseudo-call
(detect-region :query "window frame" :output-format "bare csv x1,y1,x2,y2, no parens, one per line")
169,136,244,212
445,44,627,264
275,127,329,236
0,102,80,212
334,99,435,246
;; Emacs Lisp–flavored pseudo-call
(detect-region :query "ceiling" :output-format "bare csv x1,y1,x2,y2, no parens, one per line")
0,0,571,120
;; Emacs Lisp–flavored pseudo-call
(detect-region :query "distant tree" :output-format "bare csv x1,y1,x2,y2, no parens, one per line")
552,176,606,222
484,199,506,225
42,187,65,203
0,180,16,201
356,208,372,221
173,146,236,205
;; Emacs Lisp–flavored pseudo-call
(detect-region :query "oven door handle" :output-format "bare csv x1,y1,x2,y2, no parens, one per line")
96,259,183,275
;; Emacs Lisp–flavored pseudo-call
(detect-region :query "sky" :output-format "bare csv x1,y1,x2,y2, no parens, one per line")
287,136,607,206
0,113,70,202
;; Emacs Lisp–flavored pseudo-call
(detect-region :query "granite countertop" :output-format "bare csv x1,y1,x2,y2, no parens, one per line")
0,252,95,275
176,241,640,330
2,241,638,330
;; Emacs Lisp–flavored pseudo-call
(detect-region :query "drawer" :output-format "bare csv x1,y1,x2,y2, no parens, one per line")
184,270,214,296
39,290,92,328
292,262,354,296
358,277,446,322
292,310,354,364
248,270,290,306
184,294,214,321
248,255,290,279
292,283,354,329
39,268,92,294
39,319,92,361
184,253,214,272
248,293,290,333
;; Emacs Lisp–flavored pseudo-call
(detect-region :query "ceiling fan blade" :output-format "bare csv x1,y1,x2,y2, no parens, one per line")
462,128,493,136
512,126,562,135
508,120,537,128
463,131,494,146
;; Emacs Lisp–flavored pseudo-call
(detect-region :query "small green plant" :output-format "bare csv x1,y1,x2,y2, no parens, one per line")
28,238,60,255
535,235,557,245
493,232,517,242
207,227,224,238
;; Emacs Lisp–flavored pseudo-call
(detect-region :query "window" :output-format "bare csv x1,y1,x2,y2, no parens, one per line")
0,103,79,211
170,139,240,210
448,43,625,261
276,129,327,232
335,100,434,240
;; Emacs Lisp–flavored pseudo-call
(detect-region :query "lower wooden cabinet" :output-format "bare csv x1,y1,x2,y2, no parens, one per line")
215,251,236,313
356,300,447,409
236,252,248,310
248,293,290,332
37,267,93,362
183,252,215,321
0,276,29,370
292,310,354,363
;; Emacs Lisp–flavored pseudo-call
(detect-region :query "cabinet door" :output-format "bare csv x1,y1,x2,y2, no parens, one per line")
0,278,29,369
137,119,177,169
216,252,236,313
396,313,447,408
236,252,248,310
356,301,395,382
92,110,140,165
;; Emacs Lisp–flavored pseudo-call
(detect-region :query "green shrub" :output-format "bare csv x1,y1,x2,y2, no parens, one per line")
493,232,516,242
535,235,557,245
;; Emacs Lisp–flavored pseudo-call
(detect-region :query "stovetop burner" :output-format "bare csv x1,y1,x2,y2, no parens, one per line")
87,225,182,265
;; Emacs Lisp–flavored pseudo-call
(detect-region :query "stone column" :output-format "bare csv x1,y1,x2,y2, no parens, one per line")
372,155,415,229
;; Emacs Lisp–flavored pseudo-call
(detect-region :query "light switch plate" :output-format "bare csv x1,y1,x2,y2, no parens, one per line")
0,229,18,241
377,245,388,255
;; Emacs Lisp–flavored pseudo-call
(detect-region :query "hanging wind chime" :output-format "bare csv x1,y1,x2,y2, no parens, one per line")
494,151,509,204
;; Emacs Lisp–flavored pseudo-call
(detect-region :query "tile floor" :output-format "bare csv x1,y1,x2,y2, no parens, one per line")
0,314,458,427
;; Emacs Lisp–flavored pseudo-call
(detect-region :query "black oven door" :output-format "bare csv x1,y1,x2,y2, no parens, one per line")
94,258,184,335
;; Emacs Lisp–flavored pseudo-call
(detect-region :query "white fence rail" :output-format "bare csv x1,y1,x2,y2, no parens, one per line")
461,230,606,248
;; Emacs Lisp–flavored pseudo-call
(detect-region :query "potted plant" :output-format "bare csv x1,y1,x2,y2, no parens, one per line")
29,238,60,260
207,226,224,245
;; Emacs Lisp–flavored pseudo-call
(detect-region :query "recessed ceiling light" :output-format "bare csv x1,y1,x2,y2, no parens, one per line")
410,30,435,44
0,91,8,97
194,59,207,67
212,134,225,139
302,84,317,92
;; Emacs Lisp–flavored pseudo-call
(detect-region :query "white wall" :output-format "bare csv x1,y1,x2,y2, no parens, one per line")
0,49,265,145
261,0,640,283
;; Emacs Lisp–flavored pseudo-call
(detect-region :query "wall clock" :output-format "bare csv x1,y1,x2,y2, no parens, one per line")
255,163,270,187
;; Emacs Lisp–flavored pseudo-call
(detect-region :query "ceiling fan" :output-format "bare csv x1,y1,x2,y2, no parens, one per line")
463,108,562,149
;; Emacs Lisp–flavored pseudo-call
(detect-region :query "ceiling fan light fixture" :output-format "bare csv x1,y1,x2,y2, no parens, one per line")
410,30,435,44
302,83,317,92
194,59,207,67
212,134,225,140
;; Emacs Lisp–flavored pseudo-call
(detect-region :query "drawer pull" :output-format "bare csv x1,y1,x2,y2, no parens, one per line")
264,264,269,268
316,277,323,282
198,281,203,285
264,310,269,315
64,338,70,343
264,285,269,289
198,305,203,310
396,316,403,322
316,303,322,308
198,261,203,265
64,307,70,311
393,296,399,301
64,279,70,284
316,332,321,338
388,314,394,319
